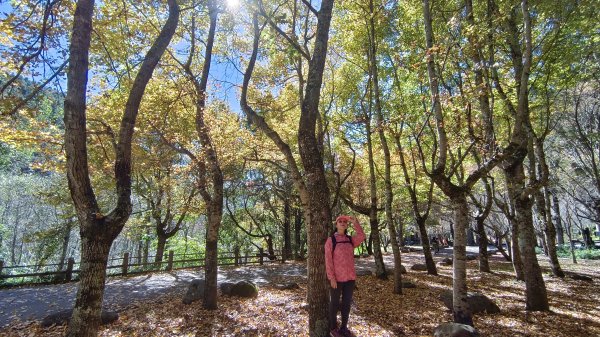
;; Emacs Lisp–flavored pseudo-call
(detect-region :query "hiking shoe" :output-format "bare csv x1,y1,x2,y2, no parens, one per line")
330,328,342,337
338,327,355,337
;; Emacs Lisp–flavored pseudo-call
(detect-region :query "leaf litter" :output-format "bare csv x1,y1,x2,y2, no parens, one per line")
1,252,599,336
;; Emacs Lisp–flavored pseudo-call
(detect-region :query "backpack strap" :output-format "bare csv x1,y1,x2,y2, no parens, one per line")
331,234,337,254
331,233,353,255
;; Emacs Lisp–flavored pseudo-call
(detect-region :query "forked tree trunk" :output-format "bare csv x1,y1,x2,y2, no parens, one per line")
64,1,179,335
179,3,224,310
241,1,336,332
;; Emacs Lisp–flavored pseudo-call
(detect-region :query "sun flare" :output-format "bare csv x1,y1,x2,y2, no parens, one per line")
226,0,240,10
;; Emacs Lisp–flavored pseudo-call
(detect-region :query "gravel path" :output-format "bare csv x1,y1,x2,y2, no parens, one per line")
0,246,480,328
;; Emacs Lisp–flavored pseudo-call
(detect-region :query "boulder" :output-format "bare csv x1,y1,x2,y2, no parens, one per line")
230,280,259,298
402,281,416,288
41,309,118,328
183,278,205,304
438,258,452,266
356,270,372,276
220,282,235,295
439,290,500,314
273,282,300,290
568,273,593,282
410,264,428,271
434,323,480,337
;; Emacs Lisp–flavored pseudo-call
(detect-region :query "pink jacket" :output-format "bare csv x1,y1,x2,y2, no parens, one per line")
324,222,366,282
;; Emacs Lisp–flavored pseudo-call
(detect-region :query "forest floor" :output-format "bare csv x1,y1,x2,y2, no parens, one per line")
1,250,599,336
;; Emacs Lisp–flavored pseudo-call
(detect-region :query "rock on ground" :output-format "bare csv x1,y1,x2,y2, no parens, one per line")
182,278,205,304
439,290,501,314
411,264,428,271
41,309,118,327
434,322,480,337
222,280,259,298
402,281,416,288
568,273,593,282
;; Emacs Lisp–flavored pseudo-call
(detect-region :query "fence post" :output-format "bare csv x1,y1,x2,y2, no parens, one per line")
244,251,248,264
0,260,4,278
259,248,264,265
122,252,129,276
167,250,174,271
66,258,74,281
234,247,240,267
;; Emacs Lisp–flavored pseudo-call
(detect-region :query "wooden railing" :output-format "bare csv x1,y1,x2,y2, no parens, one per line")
0,248,282,287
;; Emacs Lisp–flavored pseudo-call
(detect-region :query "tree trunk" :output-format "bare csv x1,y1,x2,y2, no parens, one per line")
241,1,336,333
417,218,438,275
10,216,20,266
451,194,473,325
539,232,548,256
137,240,142,265
58,220,73,272
510,219,525,280
551,193,564,245
363,100,386,279
397,217,404,247
297,0,337,327
542,188,564,277
283,199,292,261
266,234,276,259
143,227,150,267
368,0,399,288
506,167,549,311
154,234,167,266
294,207,302,260
467,226,476,246
476,219,490,272
64,0,179,334
66,233,112,336
203,201,222,309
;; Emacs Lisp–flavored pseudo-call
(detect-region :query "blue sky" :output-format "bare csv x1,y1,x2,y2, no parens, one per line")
0,1,245,115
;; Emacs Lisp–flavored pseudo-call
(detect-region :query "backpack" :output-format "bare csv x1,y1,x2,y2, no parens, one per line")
331,233,353,254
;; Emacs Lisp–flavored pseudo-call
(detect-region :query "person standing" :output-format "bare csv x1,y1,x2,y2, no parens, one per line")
324,215,366,337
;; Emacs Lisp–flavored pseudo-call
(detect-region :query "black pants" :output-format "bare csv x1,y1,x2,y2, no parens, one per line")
329,280,355,330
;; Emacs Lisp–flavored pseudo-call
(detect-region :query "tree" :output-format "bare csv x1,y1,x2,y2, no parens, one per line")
63,0,179,335
242,0,337,333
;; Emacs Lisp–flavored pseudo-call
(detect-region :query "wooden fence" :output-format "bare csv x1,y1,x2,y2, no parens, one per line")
0,248,282,287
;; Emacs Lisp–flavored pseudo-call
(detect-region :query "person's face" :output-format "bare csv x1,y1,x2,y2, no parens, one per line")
336,218,349,231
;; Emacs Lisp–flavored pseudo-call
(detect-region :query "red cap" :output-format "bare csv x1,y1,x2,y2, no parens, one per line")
336,215,349,222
